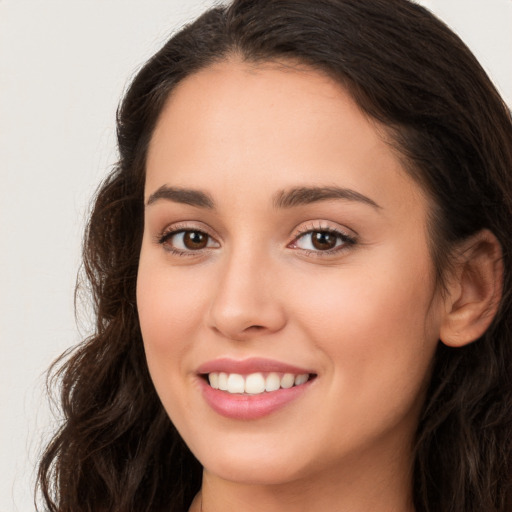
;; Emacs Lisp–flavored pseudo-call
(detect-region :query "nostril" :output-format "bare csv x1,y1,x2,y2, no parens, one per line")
246,325,265,331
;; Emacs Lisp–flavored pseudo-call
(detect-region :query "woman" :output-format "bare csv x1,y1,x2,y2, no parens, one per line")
37,0,512,511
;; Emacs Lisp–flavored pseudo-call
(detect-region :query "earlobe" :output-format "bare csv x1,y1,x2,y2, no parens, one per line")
440,229,503,348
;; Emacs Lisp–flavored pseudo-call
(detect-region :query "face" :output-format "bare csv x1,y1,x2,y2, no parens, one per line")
137,60,444,486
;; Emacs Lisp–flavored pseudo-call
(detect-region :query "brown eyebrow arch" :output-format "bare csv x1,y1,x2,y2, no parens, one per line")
273,186,381,210
146,185,215,209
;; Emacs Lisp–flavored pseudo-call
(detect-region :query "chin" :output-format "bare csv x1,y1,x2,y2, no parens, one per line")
203,455,308,486
188,427,336,487
181,428,304,485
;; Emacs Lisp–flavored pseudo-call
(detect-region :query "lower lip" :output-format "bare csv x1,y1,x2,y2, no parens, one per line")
199,378,314,420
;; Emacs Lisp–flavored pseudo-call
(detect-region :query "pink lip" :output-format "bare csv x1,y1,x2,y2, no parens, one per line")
199,379,314,420
196,357,313,375
196,358,316,420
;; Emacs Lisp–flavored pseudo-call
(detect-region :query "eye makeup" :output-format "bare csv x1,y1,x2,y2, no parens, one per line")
154,219,358,259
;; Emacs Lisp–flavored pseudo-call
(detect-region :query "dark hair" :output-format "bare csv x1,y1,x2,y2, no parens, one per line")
37,1,512,511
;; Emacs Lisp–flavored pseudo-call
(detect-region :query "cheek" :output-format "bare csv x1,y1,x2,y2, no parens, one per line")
295,264,435,339
288,249,440,406
136,258,214,432
136,256,209,373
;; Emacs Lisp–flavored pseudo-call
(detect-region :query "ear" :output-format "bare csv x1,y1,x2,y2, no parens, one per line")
440,229,503,348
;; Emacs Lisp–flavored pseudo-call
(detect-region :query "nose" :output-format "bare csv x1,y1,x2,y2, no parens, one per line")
206,248,287,341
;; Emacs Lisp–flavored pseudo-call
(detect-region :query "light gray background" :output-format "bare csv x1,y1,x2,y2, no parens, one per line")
1,1,511,510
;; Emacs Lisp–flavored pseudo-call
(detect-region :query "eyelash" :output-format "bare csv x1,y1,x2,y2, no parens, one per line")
157,223,218,257
156,223,357,257
290,225,357,256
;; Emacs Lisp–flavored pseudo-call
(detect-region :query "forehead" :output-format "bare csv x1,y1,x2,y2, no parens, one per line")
145,59,426,219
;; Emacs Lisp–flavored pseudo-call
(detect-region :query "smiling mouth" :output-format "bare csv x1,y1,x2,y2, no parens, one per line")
204,372,316,395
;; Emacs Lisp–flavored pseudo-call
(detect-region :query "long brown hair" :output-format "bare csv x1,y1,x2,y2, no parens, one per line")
37,1,512,511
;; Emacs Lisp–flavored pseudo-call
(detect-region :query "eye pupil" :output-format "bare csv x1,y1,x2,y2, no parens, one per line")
184,231,208,249
312,231,337,250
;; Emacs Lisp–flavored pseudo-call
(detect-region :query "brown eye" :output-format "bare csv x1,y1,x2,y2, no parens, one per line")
182,231,208,250
311,231,338,250
293,229,354,253
160,229,220,253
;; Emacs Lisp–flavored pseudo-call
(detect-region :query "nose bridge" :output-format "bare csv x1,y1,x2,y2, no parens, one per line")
207,242,286,339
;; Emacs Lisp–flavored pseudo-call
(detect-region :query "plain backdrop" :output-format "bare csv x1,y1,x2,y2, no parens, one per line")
1,1,511,510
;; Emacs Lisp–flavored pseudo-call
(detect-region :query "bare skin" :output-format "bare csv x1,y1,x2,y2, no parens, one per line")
137,59,503,512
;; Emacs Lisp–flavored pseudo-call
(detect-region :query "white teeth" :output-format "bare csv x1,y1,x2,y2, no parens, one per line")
209,372,219,389
295,374,309,386
218,372,228,391
245,373,266,394
280,373,295,389
227,373,245,394
265,372,281,392
207,371,311,394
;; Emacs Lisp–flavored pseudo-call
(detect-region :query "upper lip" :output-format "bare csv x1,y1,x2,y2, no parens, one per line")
197,357,314,375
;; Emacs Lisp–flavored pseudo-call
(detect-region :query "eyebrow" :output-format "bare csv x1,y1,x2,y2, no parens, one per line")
272,186,381,210
146,185,215,209
145,184,381,210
